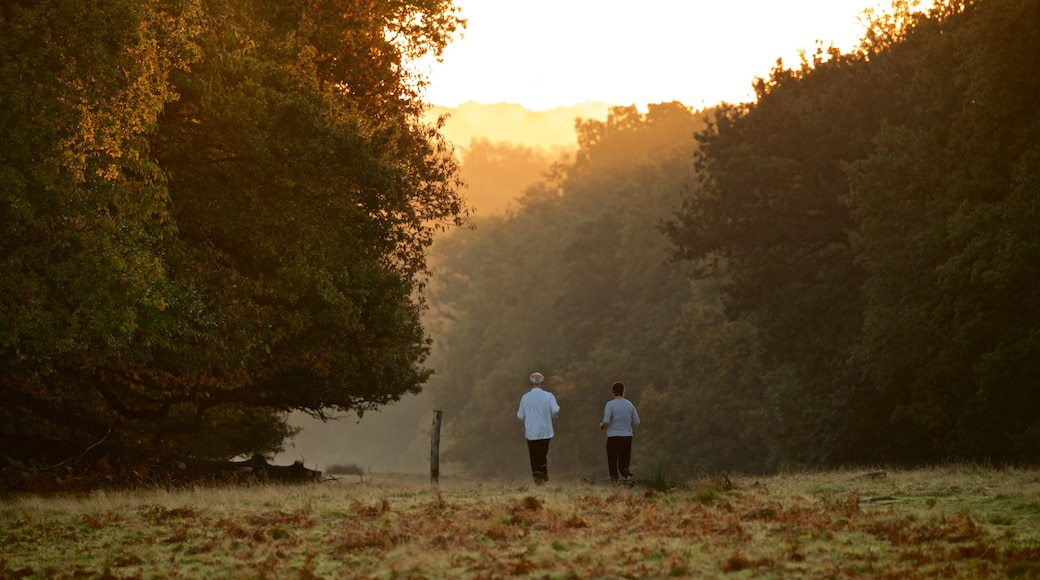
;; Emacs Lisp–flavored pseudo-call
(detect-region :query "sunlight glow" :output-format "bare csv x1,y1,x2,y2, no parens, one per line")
417,0,931,111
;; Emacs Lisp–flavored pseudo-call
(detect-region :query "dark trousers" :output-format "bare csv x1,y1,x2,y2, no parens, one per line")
606,436,633,480
526,438,551,482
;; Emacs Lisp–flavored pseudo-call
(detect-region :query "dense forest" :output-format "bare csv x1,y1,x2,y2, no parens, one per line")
427,0,1040,477
0,0,468,486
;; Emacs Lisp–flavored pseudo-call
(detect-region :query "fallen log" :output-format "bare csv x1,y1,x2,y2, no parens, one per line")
176,454,323,484
1,442,324,493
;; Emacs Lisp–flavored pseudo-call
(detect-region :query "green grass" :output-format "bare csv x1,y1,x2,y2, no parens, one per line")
2,465,1040,578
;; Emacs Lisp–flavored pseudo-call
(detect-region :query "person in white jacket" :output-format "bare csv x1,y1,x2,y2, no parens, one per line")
517,372,560,484
599,381,640,483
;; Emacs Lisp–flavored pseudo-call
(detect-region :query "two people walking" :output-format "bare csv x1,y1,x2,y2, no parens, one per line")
516,372,640,484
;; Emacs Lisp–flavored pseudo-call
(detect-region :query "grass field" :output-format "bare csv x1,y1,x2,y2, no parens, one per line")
3,465,1040,578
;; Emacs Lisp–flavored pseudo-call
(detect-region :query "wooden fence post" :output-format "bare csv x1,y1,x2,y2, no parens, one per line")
430,410,442,486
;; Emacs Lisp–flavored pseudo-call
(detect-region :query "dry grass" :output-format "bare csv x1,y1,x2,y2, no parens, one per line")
3,465,1040,578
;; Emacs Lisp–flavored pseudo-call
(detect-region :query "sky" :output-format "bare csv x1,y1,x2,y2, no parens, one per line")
416,0,911,111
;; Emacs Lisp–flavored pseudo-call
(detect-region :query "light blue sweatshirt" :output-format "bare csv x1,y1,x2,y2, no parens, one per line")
517,387,560,440
602,398,640,437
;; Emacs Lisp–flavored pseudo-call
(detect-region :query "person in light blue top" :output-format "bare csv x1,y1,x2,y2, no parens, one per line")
517,371,560,485
599,381,640,482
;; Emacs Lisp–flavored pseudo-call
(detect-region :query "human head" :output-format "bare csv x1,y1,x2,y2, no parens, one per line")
530,372,544,386
611,381,625,397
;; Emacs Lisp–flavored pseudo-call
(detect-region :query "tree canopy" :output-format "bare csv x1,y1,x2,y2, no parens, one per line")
0,0,467,482
667,0,1040,467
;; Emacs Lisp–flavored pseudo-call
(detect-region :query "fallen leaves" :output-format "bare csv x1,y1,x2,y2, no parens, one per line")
3,470,1040,578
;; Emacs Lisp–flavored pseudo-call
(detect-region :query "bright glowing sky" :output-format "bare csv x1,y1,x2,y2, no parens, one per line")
417,0,909,111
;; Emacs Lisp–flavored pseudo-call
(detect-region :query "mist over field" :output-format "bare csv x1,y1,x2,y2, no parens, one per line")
412,0,1040,479
276,102,592,475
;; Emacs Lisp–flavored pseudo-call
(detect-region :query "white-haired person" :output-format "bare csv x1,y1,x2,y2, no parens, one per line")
516,371,560,484
599,381,640,483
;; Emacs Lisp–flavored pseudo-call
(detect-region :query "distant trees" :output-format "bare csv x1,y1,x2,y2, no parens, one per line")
428,101,611,150
427,0,1040,478
0,0,467,471
427,103,706,476
456,139,557,217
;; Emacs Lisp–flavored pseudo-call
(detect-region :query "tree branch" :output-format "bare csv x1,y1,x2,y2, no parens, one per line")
0,388,110,439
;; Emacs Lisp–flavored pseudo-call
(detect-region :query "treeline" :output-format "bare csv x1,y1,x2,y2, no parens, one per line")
453,139,558,217
426,0,1040,477
428,101,610,151
0,0,467,479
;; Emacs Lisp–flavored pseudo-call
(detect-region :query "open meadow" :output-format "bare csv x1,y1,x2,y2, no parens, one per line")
3,465,1040,578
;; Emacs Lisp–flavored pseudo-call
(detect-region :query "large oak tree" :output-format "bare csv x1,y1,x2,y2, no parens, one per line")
0,0,467,472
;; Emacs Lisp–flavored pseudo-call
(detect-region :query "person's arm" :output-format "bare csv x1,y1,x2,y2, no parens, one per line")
631,404,640,428
517,398,525,421
551,396,560,421
600,403,611,430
